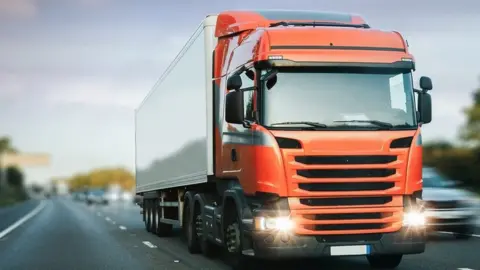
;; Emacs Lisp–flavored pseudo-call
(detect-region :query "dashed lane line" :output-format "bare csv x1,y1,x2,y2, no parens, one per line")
142,241,157,248
119,226,127,230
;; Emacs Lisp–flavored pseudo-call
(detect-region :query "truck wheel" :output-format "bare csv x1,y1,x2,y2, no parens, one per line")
367,254,403,269
150,199,158,234
145,200,152,232
224,204,255,270
193,203,218,258
185,202,201,253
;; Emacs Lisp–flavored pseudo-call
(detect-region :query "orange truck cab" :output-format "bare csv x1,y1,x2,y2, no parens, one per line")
135,9,433,270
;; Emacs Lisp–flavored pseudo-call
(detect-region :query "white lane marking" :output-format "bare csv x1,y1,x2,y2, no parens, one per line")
458,268,474,270
0,200,47,239
111,221,116,225
438,231,480,238
119,226,127,230
142,241,157,248
105,217,111,221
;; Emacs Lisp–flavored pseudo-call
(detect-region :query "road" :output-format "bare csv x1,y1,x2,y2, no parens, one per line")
0,198,479,270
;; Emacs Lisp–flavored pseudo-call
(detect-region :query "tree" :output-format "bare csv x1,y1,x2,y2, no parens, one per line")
6,166,24,188
461,78,480,145
67,167,135,192
0,137,18,154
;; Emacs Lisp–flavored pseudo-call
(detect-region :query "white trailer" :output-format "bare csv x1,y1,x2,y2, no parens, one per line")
135,15,217,194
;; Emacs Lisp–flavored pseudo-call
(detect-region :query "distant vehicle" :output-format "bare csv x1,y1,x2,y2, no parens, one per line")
72,192,86,201
121,191,133,202
422,167,476,239
86,189,108,205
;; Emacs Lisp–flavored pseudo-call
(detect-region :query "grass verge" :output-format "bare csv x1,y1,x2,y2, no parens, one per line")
0,188,29,207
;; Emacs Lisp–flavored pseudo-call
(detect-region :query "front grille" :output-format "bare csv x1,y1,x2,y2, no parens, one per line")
425,200,458,209
305,212,393,220
298,182,395,192
299,196,393,207
297,169,396,178
288,152,405,236
295,155,397,165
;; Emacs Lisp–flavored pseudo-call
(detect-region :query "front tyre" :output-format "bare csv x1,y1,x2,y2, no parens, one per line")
367,254,403,269
223,204,256,270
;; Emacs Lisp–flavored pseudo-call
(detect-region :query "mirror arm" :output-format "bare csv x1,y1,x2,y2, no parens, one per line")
242,120,253,128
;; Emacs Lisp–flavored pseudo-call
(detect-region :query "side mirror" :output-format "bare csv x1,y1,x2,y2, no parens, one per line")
419,76,432,91
225,91,244,124
418,92,432,124
227,74,242,90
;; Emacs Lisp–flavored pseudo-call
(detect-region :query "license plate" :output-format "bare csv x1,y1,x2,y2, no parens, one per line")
330,245,370,256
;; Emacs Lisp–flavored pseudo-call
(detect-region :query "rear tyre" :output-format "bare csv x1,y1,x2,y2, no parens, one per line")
367,254,403,269
145,200,152,232
185,201,201,254
150,199,158,234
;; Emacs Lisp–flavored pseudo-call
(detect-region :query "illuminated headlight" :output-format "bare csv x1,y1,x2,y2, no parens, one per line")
255,216,295,231
403,211,426,227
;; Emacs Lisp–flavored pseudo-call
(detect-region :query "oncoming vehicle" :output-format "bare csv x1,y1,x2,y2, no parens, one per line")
135,10,434,269
422,167,476,239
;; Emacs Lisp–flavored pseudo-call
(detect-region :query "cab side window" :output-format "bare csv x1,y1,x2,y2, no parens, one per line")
239,69,255,120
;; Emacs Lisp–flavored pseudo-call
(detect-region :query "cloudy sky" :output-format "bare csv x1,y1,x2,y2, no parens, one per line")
0,0,479,184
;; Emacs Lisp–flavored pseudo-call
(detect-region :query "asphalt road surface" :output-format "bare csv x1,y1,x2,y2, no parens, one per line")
1,197,479,270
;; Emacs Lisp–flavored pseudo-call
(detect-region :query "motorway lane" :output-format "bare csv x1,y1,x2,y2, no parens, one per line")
0,200,40,233
1,198,479,270
98,201,480,270
0,198,194,270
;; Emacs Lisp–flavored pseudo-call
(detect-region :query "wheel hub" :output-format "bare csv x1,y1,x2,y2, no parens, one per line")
226,223,240,253
195,214,203,237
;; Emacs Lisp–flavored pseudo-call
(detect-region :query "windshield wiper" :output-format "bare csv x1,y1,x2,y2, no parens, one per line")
269,21,370,29
269,121,328,128
333,120,394,128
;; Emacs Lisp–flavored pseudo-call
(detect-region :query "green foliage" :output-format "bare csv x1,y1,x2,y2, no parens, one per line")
6,166,24,188
424,79,480,192
0,137,17,154
67,167,135,192
460,78,480,144
0,188,28,207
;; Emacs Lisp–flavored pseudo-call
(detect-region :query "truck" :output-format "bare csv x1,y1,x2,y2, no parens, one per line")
135,10,433,269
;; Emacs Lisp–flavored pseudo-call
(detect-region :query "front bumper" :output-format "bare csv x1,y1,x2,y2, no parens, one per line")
247,227,426,259
425,208,475,231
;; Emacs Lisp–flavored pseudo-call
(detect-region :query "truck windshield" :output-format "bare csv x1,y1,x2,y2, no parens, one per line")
260,67,417,130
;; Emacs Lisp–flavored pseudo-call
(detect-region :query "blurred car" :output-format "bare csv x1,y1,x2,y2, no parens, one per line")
121,191,133,202
422,167,477,239
86,189,108,205
72,192,86,201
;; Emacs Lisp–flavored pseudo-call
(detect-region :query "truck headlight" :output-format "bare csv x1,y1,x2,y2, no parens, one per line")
255,216,295,232
403,211,426,227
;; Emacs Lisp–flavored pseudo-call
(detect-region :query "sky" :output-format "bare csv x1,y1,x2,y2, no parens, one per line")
0,0,479,184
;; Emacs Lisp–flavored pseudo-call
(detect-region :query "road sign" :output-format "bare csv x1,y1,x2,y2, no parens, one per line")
0,153,50,167
0,153,50,189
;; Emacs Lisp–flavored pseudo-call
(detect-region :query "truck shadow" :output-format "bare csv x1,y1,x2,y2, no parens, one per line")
252,257,371,270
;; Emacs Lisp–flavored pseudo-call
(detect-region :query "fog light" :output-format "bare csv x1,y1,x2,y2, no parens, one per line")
256,216,295,232
403,211,425,226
